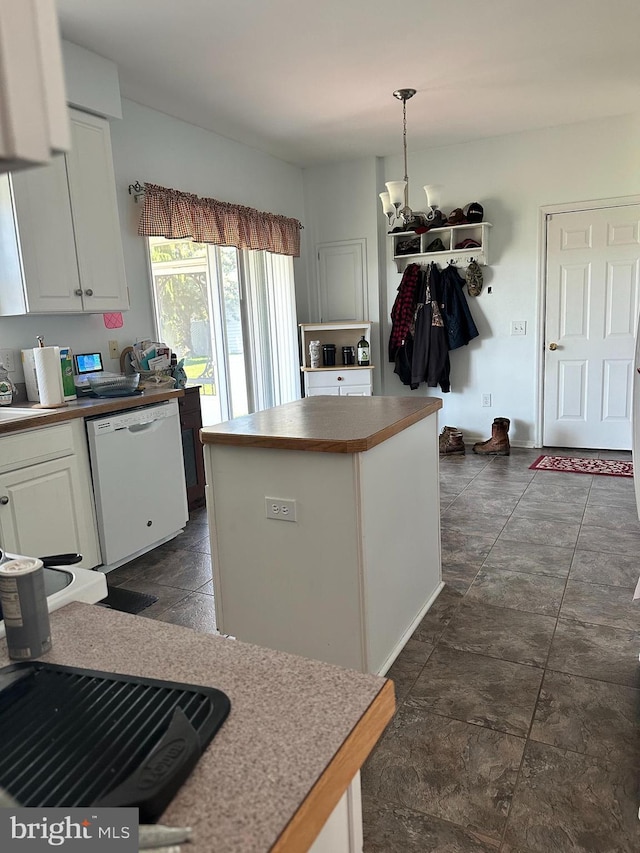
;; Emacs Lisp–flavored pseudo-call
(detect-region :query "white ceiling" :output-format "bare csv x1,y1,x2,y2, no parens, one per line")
56,0,640,168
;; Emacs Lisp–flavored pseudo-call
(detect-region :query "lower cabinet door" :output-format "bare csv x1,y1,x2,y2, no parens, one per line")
309,773,363,853
0,455,100,567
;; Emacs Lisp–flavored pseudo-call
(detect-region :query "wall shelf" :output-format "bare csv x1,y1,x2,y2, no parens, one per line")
391,222,491,272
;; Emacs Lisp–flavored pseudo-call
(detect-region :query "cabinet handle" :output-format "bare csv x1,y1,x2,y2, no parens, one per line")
0,496,8,505
337,376,344,381
74,289,83,296
85,289,94,297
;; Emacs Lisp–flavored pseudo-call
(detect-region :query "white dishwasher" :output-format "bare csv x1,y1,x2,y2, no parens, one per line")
86,400,189,571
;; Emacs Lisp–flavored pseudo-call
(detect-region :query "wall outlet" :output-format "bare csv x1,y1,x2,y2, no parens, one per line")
0,349,16,372
108,340,120,359
265,497,297,522
511,320,527,336
481,393,492,407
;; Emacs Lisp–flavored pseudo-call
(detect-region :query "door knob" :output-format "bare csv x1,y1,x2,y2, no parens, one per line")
548,342,558,351
0,496,9,505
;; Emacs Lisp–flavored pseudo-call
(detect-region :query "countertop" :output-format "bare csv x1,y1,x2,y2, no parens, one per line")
0,603,394,853
200,395,442,453
0,387,184,436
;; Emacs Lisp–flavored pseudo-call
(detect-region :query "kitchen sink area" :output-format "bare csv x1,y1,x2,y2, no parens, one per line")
0,407,53,421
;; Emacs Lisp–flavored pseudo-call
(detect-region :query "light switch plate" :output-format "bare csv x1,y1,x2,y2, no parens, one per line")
0,349,16,372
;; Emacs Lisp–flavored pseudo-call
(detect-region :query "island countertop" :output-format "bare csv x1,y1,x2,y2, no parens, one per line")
0,603,394,853
200,395,442,453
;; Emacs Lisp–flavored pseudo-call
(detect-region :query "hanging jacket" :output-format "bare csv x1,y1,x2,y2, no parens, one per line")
389,263,421,361
393,333,418,389
440,264,479,350
411,264,450,392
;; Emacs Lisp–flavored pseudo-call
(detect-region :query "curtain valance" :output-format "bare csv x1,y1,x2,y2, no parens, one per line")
137,182,302,257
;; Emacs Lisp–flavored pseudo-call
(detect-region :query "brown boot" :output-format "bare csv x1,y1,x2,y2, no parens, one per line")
439,425,461,453
440,429,465,455
473,418,510,455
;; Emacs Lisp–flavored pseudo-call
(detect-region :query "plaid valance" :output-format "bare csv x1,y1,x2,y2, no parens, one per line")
138,182,302,257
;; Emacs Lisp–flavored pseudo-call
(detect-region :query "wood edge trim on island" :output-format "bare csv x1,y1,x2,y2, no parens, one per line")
270,678,395,853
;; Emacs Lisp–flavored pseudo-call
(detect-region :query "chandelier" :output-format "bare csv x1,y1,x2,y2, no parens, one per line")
379,88,417,227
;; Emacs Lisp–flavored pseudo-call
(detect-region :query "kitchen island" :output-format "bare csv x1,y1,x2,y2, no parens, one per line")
201,395,443,675
0,602,394,853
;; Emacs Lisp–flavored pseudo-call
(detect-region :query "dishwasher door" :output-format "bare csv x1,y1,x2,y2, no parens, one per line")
86,401,189,569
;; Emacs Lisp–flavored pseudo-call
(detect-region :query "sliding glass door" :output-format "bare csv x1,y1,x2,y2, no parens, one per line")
148,237,299,425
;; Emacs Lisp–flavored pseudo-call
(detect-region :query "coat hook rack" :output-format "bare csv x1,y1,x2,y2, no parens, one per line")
128,181,145,202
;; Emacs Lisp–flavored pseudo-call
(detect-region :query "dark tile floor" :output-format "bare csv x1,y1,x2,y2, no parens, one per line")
107,447,640,852
363,446,640,853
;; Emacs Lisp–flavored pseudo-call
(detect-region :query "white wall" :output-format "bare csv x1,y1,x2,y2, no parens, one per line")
0,98,306,380
303,111,640,444
300,156,385,389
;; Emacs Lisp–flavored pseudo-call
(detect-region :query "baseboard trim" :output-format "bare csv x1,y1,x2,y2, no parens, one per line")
375,580,445,676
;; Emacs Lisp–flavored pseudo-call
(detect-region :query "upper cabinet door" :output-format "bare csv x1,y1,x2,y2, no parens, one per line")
10,155,83,313
66,109,129,312
0,108,130,316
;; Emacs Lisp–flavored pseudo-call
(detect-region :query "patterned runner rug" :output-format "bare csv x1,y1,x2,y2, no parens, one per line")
529,455,633,478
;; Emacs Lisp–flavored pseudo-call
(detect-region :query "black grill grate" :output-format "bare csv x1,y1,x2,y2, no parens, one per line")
0,662,230,821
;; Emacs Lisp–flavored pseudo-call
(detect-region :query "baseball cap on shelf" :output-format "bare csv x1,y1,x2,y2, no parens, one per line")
463,201,484,222
455,238,481,249
425,238,446,253
447,208,467,226
425,208,447,229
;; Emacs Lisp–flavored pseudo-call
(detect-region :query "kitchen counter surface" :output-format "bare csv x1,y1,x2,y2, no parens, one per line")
0,602,394,853
200,395,442,453
0,387,184,435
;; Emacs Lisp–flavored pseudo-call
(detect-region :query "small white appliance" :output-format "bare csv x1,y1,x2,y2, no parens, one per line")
0,556,107,639
86,400,189,571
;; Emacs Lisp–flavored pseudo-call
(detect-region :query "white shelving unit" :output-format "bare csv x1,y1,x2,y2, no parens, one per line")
299,321,373,397
391,222,491,272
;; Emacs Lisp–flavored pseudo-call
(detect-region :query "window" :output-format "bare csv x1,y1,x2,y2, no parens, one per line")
148,237,300,425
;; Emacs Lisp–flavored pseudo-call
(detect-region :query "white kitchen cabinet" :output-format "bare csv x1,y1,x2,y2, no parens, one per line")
300,321,373,397
0,0,69,173
0,420,101,567
0,108,128,315
305,368,372,397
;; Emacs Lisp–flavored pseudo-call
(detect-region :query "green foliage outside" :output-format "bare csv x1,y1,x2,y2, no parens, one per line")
149,240,240,363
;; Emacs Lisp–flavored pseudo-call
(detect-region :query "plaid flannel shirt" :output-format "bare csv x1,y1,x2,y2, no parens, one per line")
389,263,422,361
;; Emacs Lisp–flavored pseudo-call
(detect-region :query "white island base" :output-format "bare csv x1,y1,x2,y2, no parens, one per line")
202,396,443,675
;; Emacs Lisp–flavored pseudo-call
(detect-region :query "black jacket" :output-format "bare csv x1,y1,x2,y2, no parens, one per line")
440,265,479,350
411,264,450,392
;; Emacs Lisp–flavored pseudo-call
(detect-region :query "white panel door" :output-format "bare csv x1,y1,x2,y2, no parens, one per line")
317,239,366,322
544,205,640,449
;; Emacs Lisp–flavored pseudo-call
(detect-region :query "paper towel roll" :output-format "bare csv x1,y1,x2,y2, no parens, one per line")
33,346,65,407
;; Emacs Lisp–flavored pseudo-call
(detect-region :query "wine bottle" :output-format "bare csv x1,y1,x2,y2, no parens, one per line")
356,335,370,366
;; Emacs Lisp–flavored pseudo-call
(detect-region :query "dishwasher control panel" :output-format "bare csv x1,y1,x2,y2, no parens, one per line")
86,401,175,435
